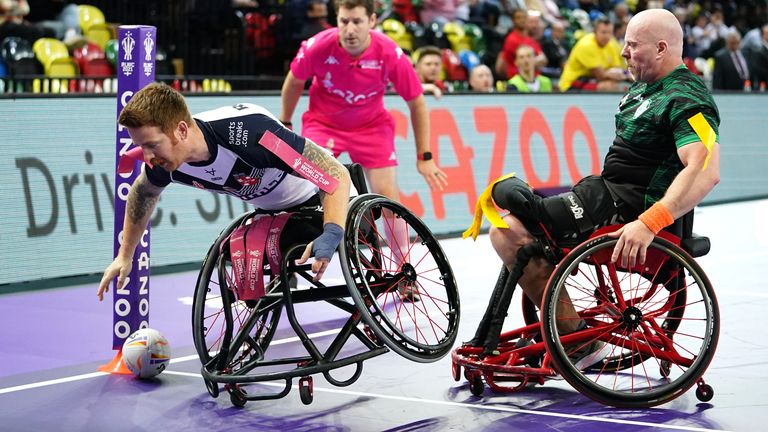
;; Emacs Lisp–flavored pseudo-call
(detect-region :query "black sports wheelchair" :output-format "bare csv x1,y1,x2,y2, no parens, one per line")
452,184,719,408
192,164,460,407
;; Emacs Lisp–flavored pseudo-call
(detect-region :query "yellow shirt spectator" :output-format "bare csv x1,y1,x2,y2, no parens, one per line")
559,18,628,92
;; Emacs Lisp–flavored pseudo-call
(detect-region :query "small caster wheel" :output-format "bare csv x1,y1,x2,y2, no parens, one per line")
452,362,461,381
299,376,314,405
469,373,484,397
204,377,220,398
229,386,248,408
696,383,714,402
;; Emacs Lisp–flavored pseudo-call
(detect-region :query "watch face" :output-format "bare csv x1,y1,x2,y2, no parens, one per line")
421,151,433,161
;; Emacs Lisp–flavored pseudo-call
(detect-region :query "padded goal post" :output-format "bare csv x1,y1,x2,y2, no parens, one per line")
99,25,156,373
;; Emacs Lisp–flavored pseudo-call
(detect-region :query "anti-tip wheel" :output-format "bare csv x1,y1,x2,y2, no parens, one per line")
299,376,314,405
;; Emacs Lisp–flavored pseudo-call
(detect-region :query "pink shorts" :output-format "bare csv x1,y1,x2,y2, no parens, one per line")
301,115,397,169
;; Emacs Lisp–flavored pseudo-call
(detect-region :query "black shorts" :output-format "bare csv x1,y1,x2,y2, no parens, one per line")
546,175,624,247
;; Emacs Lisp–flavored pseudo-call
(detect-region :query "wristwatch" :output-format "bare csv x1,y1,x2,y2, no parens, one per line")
417,151,433,161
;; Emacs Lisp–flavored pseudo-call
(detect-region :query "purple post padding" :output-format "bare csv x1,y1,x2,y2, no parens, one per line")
111,25,157,349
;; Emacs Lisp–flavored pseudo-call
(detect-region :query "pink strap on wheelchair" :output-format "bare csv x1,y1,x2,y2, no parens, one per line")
258,130,339,194
228,224,250,295
265,212,292,278
242,215,272,301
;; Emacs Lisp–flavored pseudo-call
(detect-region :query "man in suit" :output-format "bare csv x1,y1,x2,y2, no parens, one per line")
713,30,751,91
746,24,768,90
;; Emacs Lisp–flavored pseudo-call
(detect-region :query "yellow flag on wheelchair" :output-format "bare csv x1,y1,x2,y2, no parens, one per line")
462,172,517,240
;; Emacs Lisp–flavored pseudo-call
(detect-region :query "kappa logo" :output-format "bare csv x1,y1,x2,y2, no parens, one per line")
388,151,397,161
567,194,584,219
633,99,651,119
325,55,339,65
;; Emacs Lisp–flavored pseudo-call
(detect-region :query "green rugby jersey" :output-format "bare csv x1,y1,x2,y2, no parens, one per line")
602,65,720,216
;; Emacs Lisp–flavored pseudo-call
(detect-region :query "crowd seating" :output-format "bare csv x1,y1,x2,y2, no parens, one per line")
1,1,766,95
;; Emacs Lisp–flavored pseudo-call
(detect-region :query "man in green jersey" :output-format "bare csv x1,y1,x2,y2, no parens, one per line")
486,8,721,335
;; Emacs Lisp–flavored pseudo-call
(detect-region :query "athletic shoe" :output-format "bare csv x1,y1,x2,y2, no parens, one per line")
568,339,612,370
397,280,420,302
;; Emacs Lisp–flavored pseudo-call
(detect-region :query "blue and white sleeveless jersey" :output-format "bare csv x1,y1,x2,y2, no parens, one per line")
144,103,319,210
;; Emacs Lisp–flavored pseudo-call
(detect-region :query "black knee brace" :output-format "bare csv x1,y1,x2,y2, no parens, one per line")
492,177,595,243
491,177,545,235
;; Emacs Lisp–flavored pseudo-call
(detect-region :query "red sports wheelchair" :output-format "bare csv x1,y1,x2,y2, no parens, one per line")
191,164,460,407
452,210,719,408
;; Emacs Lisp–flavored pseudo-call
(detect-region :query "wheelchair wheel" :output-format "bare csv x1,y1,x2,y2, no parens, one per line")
339,194,460,363
541,234,719,408
192,215,282,376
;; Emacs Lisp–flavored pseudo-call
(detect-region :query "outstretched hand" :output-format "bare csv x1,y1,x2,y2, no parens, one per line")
97,257,133,301
297,242,330,281
608,220,656,268
417,159,448,191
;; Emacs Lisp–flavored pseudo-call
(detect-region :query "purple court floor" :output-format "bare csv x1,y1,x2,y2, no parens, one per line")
1,199,767,432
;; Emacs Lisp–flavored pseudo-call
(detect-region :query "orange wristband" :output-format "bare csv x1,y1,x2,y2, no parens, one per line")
638,202,674,235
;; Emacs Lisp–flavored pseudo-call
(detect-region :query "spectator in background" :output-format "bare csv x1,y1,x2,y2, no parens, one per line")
0,0,54,43
507,43,552,92
414,45,446,99
496,8,546,79
540,19,569,78
712,29,751,90
699,7,733,58
522,0,561,26
611,2,631,45
468,63,495,91
420,0,464,25
746,24,768,89
689,12,718,59
558,16,629,92
297,0,332,41
742,22,768,53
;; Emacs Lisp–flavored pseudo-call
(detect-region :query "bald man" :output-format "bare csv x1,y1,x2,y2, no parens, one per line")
485,9,720,361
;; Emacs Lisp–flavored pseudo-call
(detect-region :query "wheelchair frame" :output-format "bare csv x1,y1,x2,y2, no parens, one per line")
452,211,719,408
191,164,461,407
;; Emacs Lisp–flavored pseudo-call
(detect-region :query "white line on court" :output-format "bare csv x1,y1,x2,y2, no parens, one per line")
0,322,733,432
161,369,733,432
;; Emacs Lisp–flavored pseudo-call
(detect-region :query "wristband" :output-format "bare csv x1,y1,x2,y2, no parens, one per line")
281,120,292,126
638,202,674,235
311,223,344,260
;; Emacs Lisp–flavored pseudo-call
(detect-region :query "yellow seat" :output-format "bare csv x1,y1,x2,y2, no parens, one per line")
78,5,106,33
32,38,78,77
85,23,115,50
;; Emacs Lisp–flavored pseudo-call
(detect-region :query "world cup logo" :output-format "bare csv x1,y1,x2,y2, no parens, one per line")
122,31,135,61
144,32,154,62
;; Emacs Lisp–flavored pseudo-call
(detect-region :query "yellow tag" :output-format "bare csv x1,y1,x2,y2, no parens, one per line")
687,112,716,171
462,172,518,240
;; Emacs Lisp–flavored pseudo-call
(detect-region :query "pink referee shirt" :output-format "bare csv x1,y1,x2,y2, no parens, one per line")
290,28,423,131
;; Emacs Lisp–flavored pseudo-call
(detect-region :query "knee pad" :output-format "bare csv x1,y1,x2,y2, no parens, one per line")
491,177,544,234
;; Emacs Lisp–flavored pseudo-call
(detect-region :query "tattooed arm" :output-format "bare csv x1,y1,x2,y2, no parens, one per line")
97,172,165,301
297,138,351,228
295,138,351,279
